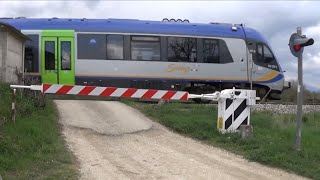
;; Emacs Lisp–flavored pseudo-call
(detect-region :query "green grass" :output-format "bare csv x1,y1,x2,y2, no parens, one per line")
124,100,320,179
0,83,78,179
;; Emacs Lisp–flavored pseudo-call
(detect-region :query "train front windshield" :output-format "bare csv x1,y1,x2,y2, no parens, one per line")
255,43,281,72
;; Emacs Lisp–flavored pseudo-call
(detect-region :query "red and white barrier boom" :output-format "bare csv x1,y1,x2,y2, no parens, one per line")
10,84,259,133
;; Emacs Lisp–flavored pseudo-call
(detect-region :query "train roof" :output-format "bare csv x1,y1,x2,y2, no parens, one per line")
0,17,268,43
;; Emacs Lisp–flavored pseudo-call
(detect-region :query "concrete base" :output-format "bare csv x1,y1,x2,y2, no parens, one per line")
240,125,253,140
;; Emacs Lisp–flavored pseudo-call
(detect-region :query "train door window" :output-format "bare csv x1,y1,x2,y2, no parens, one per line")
45,41,55,70
203,39,219,63
107,35,124,60
131,36,160,61
168,37,197,62
61,41,71,70
77,34,106,60
24,35,39,72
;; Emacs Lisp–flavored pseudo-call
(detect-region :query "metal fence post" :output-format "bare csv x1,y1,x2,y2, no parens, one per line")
11,88,16,123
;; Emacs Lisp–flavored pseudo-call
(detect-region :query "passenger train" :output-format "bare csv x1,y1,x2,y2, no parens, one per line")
0,17,288,100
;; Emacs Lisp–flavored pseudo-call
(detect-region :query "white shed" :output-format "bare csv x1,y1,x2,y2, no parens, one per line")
0,22,28,83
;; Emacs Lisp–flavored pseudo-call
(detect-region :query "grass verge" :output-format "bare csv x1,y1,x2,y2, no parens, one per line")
124,100,320,179
0,83,78,179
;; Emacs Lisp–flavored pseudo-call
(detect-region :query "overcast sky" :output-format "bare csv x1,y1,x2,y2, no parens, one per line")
1,1,319,91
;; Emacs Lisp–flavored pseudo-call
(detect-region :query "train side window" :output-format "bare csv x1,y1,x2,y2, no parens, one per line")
219,40,234,63
203,39,233,64
131,36,160,61
107,35,124,60
77,34,106,60
203,39,219,63
24,35,39,72
168,37,197,62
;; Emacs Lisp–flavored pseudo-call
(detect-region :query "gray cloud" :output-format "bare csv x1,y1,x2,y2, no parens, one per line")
83,0,101,10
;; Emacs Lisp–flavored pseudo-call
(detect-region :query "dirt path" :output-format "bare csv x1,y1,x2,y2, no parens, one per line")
54,100,307,180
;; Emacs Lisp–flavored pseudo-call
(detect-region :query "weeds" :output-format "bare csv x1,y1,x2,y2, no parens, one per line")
0,82,78,179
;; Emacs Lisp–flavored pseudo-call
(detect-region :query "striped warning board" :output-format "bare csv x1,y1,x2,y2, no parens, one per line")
217,90,251,133
42,84,189,101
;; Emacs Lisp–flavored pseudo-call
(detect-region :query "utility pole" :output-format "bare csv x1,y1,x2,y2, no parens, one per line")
295,27,303,151
288,27,314,151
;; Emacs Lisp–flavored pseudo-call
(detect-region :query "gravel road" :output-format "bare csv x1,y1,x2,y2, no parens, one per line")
55,100,307,180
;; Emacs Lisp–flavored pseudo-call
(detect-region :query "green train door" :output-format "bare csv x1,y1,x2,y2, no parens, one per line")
41,30,75,85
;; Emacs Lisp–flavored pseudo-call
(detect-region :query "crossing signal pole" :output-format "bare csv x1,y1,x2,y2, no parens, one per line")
288,27,314,151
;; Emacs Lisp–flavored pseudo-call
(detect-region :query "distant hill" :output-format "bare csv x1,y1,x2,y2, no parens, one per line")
280,80,320,104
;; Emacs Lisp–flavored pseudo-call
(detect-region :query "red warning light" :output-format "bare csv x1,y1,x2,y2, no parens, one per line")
289,32,314,57
293,44,301,52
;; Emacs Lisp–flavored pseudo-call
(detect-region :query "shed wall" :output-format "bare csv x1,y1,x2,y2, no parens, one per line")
0,31,8,81
6,31,23,83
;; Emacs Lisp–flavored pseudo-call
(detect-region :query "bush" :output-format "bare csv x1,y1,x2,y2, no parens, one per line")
0,82,78,179
13,67,46,109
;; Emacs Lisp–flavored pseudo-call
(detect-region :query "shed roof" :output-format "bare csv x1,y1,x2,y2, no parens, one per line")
0,21,29,40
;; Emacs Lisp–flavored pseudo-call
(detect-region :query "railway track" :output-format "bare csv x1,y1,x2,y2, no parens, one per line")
136,99,320,105
48,94,320,113
258,101,320,106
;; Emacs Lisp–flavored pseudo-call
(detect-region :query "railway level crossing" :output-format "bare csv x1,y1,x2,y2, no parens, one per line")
10,84,259,133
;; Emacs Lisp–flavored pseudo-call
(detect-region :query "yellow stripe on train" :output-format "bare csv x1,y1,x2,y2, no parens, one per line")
255,71,278,81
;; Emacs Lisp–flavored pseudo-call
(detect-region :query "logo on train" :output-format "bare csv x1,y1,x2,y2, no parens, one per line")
166,64,191,73
89,38,97,44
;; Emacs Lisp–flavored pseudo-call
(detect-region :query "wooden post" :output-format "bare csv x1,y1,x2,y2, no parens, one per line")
11,88,16,123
